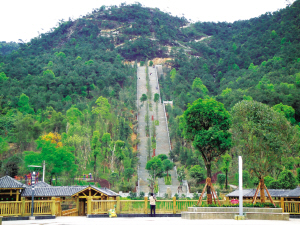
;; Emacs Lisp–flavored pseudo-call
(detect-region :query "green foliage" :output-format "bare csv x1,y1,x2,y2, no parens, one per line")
154,120,159,126
177,166,186,185
182,98,232,179
154,93,159,102
0,136,8,154
269,180,282,189
18,94,34,114
164,175,171,185
124,168,134,181
278,170,298,189
163,159,174,177
192,77,209,97
273,103,296,124
297,168,300,184
170,68,176,83
231,100,300,179
264,176,275,187
146,156,163,192
217,173,225,189
24,139,77,183
149,61,153,66
189,165,206,182
0,72,8,82
140,94,147,102
92,96,111,119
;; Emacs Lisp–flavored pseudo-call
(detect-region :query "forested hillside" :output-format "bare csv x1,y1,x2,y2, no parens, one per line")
159,0,300,192
0,1,300,193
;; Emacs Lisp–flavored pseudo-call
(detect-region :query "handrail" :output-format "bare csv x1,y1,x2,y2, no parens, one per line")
1,198,300,216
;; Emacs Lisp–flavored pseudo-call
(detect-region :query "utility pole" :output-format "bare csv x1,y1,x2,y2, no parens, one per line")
42,161,45,182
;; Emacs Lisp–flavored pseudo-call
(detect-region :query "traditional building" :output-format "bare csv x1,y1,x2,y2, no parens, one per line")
0,175,118,216
226,188,295,201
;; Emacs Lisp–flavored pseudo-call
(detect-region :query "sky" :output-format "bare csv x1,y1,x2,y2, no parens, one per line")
0,0,295,43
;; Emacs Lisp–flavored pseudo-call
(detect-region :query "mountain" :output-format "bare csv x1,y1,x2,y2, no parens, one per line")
0,1,300,191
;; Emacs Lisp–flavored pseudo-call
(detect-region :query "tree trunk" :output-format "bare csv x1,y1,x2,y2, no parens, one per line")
225,170,228,189
260,178,265,203
206,163,212,204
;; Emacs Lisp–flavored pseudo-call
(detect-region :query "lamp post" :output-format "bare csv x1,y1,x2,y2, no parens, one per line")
28,165,41,219
31,171,36,217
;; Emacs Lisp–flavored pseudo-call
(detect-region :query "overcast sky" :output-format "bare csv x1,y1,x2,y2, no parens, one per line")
0,0,295,43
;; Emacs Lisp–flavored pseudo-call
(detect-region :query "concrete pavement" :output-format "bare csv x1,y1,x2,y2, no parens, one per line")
2,217,299,225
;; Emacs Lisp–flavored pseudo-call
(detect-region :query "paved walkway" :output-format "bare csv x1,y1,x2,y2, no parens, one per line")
137,66,179,196
3,217,298,225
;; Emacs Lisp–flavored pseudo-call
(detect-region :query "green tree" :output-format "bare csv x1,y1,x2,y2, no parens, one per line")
91,131,101,179
192,77,209,97
170,68,176,82
124,168,134,181
18,93,34,114
189,165,206,183
264,176,275,188
24,139,77,185
109,172,119,186
278,170,298,189
92,96,111,119
154,93,159,102
231,100,300,201
140,94,147,102
177,166,186,186
157,154,168,161
273,103,296,124
269,180,281,189
182,98,232,203
149,61,153,66
163,159,174,177
146,156,163,193
0,72,8,82
0,136,9,154
217,173,226,189
221,153,231,189
297,168,300,184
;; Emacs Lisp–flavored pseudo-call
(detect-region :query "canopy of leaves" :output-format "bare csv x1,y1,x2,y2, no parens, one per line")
231,100,300,179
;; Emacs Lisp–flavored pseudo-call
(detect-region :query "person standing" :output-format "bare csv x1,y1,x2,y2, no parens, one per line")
149,193,156,217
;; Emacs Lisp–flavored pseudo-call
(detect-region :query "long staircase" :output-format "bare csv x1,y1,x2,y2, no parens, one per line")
137,65,181,197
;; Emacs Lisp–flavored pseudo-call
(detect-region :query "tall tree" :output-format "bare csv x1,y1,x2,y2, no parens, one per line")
182,98,232,204
231,100,300,202
146,156,163,193
221,153,232,189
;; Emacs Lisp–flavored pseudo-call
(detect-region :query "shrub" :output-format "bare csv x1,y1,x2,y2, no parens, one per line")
269,180,281,189
278,170,298,189
264,176,275,187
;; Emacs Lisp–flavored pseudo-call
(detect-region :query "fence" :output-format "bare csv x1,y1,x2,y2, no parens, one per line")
1,197,300,216
0,197,57,216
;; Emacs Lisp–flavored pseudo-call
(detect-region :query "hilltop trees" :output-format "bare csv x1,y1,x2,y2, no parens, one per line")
182,98,232,203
